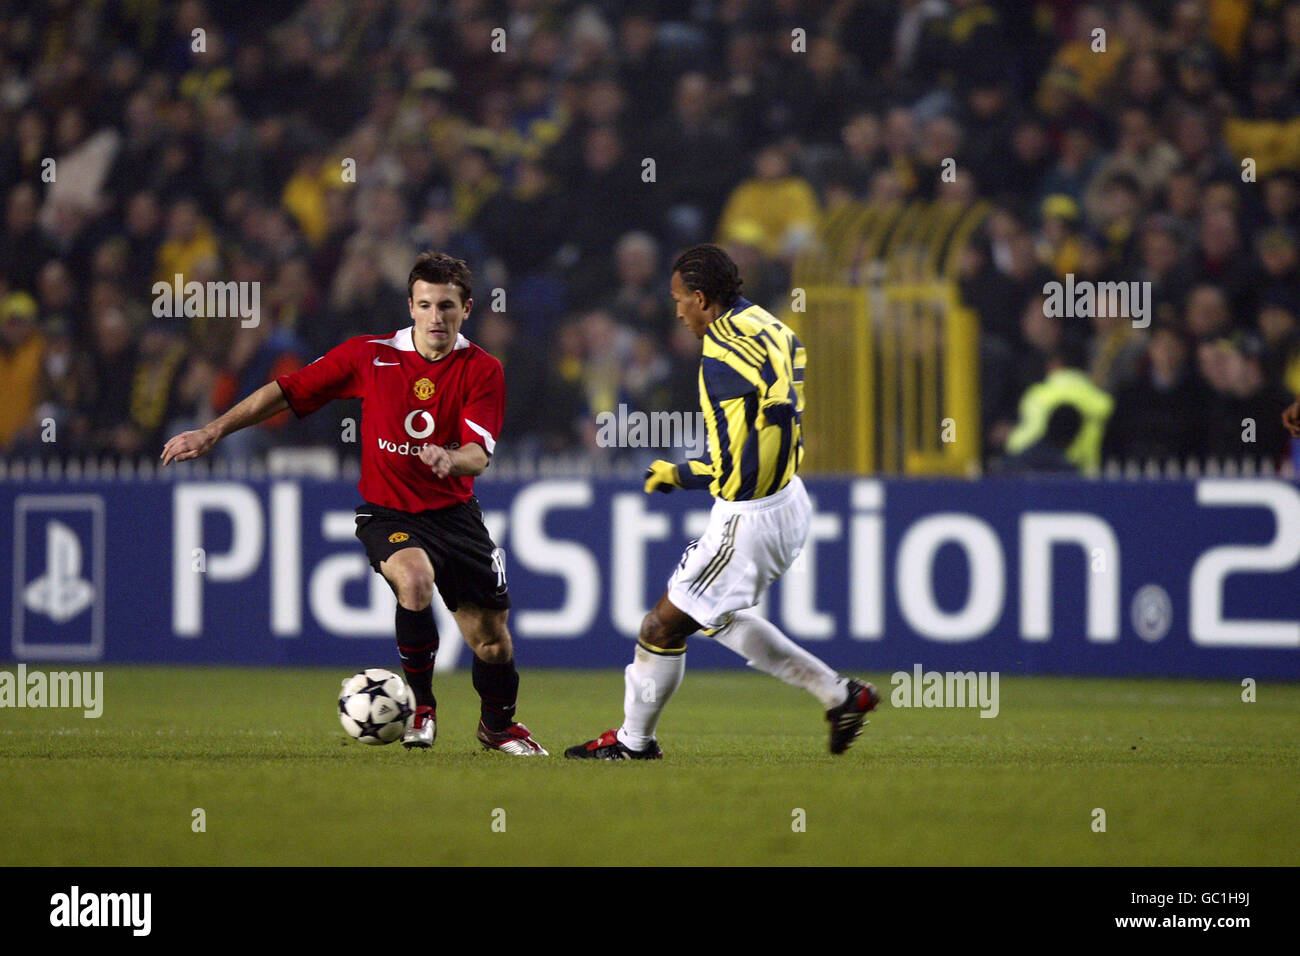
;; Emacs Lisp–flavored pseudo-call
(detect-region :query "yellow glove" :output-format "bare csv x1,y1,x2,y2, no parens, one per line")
644,459,684,493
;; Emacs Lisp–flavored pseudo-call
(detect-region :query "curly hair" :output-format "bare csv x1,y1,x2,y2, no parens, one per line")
671,243,742,309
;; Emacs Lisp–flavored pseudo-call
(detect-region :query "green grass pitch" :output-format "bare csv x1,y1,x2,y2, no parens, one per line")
1,668,1297,866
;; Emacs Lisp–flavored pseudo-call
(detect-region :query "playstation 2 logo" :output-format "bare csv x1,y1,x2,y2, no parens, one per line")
12,496,104,660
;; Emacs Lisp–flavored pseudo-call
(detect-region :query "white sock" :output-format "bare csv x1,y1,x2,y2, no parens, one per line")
712,611,847,709
617,642,685,751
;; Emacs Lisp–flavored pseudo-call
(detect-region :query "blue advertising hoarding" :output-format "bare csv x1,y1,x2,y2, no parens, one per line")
2,476,1298,677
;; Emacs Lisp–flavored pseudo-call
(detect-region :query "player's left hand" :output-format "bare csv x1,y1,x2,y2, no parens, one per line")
420,443,453,478
644,459,683,494
1284,401,1300,438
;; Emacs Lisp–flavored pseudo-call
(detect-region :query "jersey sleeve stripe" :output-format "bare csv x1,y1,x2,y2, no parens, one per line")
464,418,497,454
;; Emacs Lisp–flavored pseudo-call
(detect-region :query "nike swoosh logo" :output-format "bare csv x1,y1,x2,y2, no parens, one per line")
373,358,400,366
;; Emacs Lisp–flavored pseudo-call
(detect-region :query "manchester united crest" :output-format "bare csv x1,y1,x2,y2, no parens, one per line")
413,378,435,400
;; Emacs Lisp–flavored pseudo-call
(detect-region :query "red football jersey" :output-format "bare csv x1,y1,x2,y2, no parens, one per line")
277,327,504,512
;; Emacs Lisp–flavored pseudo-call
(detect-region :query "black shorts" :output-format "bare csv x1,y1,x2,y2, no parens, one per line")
354,498,510,612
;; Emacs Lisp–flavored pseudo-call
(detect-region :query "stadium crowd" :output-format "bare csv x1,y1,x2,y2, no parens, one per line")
1,0,1298,472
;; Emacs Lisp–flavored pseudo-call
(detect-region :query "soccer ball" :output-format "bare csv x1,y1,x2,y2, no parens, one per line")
338,668,415,745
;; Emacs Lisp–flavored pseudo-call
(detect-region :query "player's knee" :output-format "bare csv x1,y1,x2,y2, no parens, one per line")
639,608,686,650
465,608,512,661
474,637,511,664
389,566,434,609
473,624,512,662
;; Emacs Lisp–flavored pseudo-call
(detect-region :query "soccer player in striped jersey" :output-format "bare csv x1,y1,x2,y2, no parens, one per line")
566,244,879,759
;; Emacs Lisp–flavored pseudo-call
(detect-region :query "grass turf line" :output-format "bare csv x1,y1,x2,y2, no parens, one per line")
1,667,1296,865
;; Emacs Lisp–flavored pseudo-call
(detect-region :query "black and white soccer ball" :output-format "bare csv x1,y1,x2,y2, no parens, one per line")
338,668,415,745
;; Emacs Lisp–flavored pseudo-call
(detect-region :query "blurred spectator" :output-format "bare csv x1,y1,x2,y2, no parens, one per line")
476,158,564,280
959,67,1020,199
881,106,920,197
328,242,408,346
1185,284,1234,341
345,186,414,292
786,33,873,147
0,109,50,193
1039,123,1102,208
544,317,596,454
155,197,220,283
646,71,741,247
199,94,267,207
1257,297,1300,399
1087,107,1181,215
983,293,1065,456
1103,324,1210,463
832,109,886,197
1088,301,1148,397
128,320,197,453
966,210,1058,349
999,403,1083,475
914,114,963,201
1,183,55,293
35,260,79,331
1253,228,1299,311
1005,342,1115,474
33,316,95,454
1192,208,1254,317
577,307,633,426
120,191,161,286
0,292,45,451
474,310,548,454
82,305,140,456
1137,215,1194,315
716,143,820,262
1035,195,1082,278
1259,172,1300,234
617,8,674,118
602,231,672,335
1199,334,1294,466
623,331,673,418
1050,4,1126,105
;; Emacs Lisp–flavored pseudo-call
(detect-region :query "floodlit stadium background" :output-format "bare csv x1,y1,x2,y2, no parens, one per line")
1,1,1298,674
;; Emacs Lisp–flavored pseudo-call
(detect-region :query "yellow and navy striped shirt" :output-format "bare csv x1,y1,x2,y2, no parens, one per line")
677,297,806,500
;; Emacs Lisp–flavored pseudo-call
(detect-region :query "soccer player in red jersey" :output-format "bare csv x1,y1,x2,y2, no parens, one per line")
161,252,547,755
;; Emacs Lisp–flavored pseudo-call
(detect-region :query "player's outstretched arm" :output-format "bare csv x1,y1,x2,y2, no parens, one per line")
644,457,713,493
160,382,291,466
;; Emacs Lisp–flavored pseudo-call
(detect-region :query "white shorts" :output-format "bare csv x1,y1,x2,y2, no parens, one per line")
667,476,811,631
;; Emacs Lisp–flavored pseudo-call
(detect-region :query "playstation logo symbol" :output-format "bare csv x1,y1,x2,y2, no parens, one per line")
13,496,104,660
24,520,95,623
